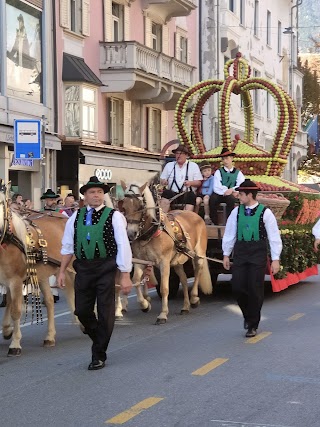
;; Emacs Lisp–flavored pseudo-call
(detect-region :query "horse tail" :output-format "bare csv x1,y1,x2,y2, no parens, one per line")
199,257,212,295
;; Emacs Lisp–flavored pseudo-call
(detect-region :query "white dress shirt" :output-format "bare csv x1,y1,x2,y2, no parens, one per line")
222,202,283,261
160,160,203,192
312,218,320,239
213,167,245,195
61,204,132,272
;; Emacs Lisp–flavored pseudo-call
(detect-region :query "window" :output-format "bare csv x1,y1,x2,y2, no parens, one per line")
252,69,261,115
267,10,271,46
70,0,81,34
179,36,188,63
229,0,235,12
65,85,97,139
60,0,90,36
112,2,124,42
240,0,245,25
254,0,259,37
277,21,282,54
6,0,43,102
151,23,162,52
147,107,161,152
108,97,124,146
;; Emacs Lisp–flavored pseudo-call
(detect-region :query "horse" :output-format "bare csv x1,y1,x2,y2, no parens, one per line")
0,189,74,356
121,183,212,324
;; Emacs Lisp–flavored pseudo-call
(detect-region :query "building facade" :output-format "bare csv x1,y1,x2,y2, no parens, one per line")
55,0,198,198
200,0,307,182
0,0,61,209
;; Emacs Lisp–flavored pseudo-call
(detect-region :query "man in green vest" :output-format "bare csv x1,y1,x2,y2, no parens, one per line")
209,147,245,224
222,179,282,338
57,176,132,370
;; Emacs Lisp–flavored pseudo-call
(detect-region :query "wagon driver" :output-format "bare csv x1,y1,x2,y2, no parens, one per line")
160,144,202,213
57,176,133,371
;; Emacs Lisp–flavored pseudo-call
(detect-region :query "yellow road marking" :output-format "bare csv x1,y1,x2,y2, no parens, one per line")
106,397,164,424
192,358,228,376
245,331,272,344
287,313,305,321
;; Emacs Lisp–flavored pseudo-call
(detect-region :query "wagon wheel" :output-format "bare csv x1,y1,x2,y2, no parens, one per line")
154,267,180,300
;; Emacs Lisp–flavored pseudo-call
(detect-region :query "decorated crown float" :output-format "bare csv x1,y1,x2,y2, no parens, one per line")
174,53,306,192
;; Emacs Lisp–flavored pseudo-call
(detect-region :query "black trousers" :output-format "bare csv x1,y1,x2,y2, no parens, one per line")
73,257,117,362
231,240,267,329
209,193,236,224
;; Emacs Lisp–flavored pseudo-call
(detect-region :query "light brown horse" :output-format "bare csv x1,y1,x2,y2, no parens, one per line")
0,190,74,356
122,184,212,324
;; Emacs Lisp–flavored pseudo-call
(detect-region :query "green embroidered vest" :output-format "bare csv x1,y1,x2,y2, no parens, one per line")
237,204,265,242
75,207,113,260
220,167,239,188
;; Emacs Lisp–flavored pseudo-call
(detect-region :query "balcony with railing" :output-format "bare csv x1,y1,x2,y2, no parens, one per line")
100,41,195,101
143,0,196,21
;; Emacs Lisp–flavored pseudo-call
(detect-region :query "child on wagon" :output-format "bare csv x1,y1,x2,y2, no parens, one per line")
195,161,214,225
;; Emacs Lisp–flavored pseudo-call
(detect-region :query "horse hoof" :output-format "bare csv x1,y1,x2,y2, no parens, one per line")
3,332,13,340
155,318,166,325
43,340,55,347
180,309,189,315
115,316,123,321
191,301,200,308
7,348,22,357
141,302,151,313
121,308,127,313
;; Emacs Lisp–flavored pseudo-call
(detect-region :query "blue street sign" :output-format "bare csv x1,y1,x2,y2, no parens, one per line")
14,119,41,160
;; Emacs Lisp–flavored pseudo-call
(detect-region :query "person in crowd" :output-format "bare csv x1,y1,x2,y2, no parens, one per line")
23,198,33,210
209,147,245,225
59,193,77,218
222,179,282,338
10,193,25,211
57,176,132,371
160,144,203,213
40,189,60,211
313,218,320,251
195,161,215,225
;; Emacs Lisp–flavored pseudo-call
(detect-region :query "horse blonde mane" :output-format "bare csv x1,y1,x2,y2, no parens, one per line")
104,193,114,208
0,192,27,251
142,185,156,220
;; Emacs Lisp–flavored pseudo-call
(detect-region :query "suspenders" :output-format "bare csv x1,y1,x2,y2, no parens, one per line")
169,162,190,193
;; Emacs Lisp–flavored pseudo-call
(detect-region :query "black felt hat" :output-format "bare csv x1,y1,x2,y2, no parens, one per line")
80,176,110,195
172,144,189,155
220,147,236,157
40,189,60,200
235,179,260,192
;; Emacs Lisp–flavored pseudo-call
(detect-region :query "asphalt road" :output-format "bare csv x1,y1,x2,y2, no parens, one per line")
1,273,320,427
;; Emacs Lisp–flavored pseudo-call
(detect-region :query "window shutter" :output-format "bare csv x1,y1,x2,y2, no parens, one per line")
145,16,152,48
162,24,169,55
60,0,70,30
82,0,90,36
187,40,191,64
174,32,180,59
123,101,131,147
104,0,113,42
161,110,168,150
124,5,130,40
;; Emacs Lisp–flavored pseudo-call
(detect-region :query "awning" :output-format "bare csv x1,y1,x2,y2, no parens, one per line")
63,53,103,86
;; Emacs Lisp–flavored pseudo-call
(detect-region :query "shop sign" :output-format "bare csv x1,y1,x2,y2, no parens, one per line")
11,158,34,167
95,168,113,181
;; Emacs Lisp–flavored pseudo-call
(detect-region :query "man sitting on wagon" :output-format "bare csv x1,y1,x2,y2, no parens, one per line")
159,144,203,213
209,147,245,225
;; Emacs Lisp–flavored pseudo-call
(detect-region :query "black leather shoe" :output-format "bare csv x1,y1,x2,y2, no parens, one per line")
88,360,105,371
243,320,248,330
54,295,59,303
246,328,257,338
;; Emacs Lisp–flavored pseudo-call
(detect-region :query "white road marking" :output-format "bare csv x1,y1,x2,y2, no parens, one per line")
210,420,293,427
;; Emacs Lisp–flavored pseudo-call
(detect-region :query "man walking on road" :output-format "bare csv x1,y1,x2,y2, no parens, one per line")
57,176,132,370
222,179,282,338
